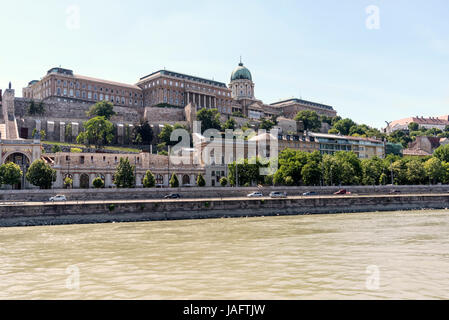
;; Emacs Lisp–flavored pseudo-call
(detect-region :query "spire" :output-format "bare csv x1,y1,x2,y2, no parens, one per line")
239,55,243,66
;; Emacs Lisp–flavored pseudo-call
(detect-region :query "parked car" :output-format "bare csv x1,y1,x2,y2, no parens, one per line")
247,192,264,198
333,189,347,195
49,195,66,202
270,191,287,198
164,193,181,199
303,191,317,196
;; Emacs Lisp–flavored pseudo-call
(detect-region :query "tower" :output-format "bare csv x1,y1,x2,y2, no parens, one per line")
229,59,254,100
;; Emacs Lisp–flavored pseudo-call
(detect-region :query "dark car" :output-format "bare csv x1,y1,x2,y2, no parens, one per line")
303,191,317,196
333,189,347,195
164,193,181,199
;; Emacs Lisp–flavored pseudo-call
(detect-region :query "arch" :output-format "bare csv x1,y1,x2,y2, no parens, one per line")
3,152,31,190
182,174,190,186
80,173,90,189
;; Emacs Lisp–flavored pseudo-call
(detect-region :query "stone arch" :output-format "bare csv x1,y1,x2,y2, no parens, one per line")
80,173,90,189
182,174,190,186
3,152,32,189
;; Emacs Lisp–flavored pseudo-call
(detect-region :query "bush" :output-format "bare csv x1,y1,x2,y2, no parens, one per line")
64,177,73,189
197,174,206,187
25,159,56,189
108,204,116,212
70,148,82,153
93,177,105,188
169,173,179,188
51,145,62,153
219,177,228,187
143,170,156,188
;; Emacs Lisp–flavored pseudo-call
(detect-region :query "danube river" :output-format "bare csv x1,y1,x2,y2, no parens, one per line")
1,210,448,299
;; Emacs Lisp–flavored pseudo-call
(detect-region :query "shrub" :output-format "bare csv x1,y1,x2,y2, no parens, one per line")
143,170,156,188
108,204,116,212
70,148,82,153
169,173,179,188
220,177,228,187
197,174,206,187
93,177,105,188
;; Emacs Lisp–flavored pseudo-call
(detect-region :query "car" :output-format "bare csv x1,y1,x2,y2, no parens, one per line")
164,193,181,199
270,191,287,198
303,191,317,196
247,192,264,198
333,189,347,195
49,195,66,202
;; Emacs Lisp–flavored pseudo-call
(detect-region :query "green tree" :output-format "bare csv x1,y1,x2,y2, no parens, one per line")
361,157,385,185
222,118,237,130
294,110,321,132
232,111,245,118
219,177,228,187
197,108,222,132
27,100,45,115
259,118,276,131
143,170,156,188
197,174,206,187
64,177,73,189
114,158,135,188
86,101,116,120
169,173,179,188
333,118,357,136
321,154,341,186
133,120,153,145
92,177,105,188
78,116,114,149
408,122,419,131
0,162,23,187
406,160,426,185
26,159,56,189
334,151,362,185
423,157,444,184
434,144,449,162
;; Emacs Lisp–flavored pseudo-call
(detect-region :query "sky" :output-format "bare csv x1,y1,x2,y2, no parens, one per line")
0,0,448,129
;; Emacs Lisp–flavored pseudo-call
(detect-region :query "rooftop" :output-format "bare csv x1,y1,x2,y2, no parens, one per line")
270,98,334,111
139,70,228,88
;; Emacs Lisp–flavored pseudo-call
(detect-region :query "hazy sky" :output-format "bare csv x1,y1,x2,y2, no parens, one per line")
0,0,448,129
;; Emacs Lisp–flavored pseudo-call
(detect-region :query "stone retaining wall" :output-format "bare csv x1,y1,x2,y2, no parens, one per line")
0,194,448,227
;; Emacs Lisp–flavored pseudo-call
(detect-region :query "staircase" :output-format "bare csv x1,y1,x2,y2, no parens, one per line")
6,116,19,139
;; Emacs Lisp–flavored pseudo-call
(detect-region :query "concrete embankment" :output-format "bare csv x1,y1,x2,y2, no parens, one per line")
1,194,448,227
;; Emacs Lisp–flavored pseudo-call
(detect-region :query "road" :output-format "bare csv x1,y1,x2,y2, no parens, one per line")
1,193,449,207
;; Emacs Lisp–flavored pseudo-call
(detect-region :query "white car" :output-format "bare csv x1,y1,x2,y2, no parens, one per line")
247,192,263,198
49,195,67,202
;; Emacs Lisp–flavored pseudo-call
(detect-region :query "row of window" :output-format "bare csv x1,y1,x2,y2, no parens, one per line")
143,79,231,97
55,87,142,106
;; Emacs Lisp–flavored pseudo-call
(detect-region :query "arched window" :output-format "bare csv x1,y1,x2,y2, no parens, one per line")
156,174,164,185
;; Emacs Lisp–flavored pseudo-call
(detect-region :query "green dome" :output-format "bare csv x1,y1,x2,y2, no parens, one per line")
230,62,252,81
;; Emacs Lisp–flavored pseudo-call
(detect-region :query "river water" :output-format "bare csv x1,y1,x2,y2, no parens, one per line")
1,210,448,299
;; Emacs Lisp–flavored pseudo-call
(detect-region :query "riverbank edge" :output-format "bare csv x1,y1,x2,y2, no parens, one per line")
1,194,448,228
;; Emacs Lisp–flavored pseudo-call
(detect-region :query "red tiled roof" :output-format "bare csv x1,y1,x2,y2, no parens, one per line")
390,116,449,127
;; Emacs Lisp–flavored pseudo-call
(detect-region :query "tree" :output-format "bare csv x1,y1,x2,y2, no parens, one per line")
93,177,105,188
406,160,426,185
232,111,245,118
434,144,449,162
27,100,45,115
321,154,341,186
114,157,135,188
408,122,419,131
143,170,156,188
197,108,222,132
423,157,444,184
133,120,153,145
220,177,228,187
294,110,321,132
78,116,114,149
301,152,322,185
0,162,23,187
361,157,385,185
197,174,206,187
259,118,275,131
222,118,237,130
169,173,179,188
64,177,73,189
334,151,362,185
333,118,357,136
86,101,116,120
26,159,56,189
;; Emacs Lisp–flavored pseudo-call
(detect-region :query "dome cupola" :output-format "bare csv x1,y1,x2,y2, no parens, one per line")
230,62,252,82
